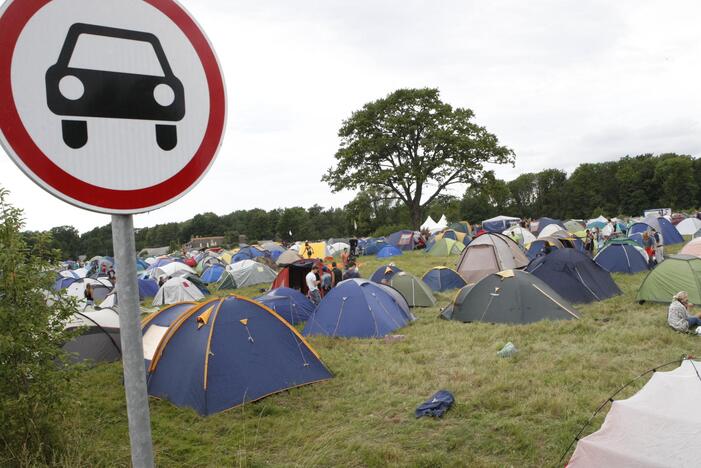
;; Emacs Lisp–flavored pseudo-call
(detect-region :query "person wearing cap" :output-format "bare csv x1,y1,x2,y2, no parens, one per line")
668,291,701,333
306,264,321,305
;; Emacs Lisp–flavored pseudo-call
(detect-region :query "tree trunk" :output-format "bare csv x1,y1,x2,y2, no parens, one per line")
410,203,422,231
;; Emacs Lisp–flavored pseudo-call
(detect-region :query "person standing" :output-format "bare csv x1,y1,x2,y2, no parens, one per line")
642,232,655,267
306,264,321,305
303,241,314,259
652,228,664,263
331,262,343,287
341,248,350,268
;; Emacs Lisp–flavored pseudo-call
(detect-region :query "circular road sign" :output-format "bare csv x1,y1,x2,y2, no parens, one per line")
0,0,226,214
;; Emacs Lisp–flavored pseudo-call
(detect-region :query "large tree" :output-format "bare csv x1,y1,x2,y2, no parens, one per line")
323,88,515,229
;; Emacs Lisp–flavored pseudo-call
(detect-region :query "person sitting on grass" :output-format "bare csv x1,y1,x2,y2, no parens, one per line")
667,291,701,334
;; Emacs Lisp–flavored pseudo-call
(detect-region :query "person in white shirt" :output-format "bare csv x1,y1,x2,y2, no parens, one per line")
306,264,321,305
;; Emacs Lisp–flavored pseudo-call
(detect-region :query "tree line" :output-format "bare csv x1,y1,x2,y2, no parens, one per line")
19,152,699,260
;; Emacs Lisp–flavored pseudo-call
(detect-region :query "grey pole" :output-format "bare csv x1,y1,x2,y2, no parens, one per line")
111,214,155,468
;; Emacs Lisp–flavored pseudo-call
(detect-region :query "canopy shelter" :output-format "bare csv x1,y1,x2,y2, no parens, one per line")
441,270,579,324
142,297,331,415
568,360,701,467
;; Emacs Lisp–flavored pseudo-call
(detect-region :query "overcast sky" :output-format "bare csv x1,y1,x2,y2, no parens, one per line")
2,0,701,232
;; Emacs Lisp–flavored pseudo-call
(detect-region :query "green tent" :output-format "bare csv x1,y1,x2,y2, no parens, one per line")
564,220,585,233
441,269,579,324
388,272,437,307
215,270,238,291
427,238,464,256
636,255,701,304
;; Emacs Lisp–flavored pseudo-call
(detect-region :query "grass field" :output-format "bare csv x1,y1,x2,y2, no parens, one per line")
60,245,701,467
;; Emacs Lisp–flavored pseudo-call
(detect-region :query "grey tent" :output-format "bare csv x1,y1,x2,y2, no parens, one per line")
388,272,437,307
456,233,528,283
63,307,121,363
441,269,579,324
276,249,302,266
215,270,238,291
228,260,277,288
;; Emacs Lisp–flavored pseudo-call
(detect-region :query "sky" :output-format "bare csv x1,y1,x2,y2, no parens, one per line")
2,0,701,232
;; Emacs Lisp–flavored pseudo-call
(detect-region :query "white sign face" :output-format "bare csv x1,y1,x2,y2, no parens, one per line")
0,0,226,213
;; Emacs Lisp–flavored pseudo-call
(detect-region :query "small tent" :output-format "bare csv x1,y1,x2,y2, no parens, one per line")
298,242,329,259
594,243,649,274
254,287,315,325
142,296,332,415
369,264,402,283
629,216,684,245
386,230,415,251
63,307,121,363
675,217,701,236
303,279,413,338
328,242,350,256
200,264,226,284
456,232,529,284
681,237,701,257
535,217,565,235
153,262,196,281
214,270,237,291
364,239,386,255
526,249,621,303
228,260,277,288
276,249,302,266
387,272,437,307
525,238,563,260
636,254,701,304
502,226,536,245
271,259,326,295
441,270,579,323
422,267,466,292
538,224,569,239
377,245,403,258
568,359,701,467
152,276,205,306
66,277,113,304
425,238,464,256
482,215,520,233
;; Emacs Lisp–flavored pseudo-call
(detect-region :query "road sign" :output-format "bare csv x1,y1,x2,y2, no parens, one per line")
0,0,226,214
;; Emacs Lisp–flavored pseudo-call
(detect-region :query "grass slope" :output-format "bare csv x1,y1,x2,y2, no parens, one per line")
62,245,701,467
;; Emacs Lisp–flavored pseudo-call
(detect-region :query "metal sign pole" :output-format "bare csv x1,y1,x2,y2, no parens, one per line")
111,214,155,468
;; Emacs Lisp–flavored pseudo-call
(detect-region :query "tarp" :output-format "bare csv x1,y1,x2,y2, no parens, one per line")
636,254,701,304
569,360,701,467
142,296,332,415
441,270,579,323
422,267,466,292
526,249,621,303
456,233,529,284
303,279,413,338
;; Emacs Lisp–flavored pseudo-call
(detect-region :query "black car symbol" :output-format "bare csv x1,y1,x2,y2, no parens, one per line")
46,23,185,151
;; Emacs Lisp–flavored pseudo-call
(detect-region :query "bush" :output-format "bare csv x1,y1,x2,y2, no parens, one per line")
0,188,78,466
371,224,407,238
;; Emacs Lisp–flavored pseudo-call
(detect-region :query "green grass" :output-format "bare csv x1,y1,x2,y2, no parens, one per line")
62,246,701,467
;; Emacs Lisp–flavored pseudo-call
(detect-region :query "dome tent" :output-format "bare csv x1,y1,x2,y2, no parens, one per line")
370,264,403,283
388,272,437,307
636,254,701,304
675,217,701,236
63,307,121,363
482,215,519,233
425,238,464,256
680,237,701,257
303,279,413,338
152,276,205,306
526,249,621,303
629,215,684,245
201,264,226,284
254,287,315,325
594,243,649,274
535,217,566,235
441,269,579,324
377,245,403,258
276,249,302,266
227,260,277,288
142,296,332,416
422,267,466,292
456,232,529,284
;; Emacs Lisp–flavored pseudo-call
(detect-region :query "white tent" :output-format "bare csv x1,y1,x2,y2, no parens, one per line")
153,262,196,280
420,216,439,231
328,242,350,256
676,217,701,236
228,260,277,288
587,215,608,226
152,277,204,306
569,359,701,467
66,278,113,305
538,224,568,239
502,226,536,245
437,215,448,228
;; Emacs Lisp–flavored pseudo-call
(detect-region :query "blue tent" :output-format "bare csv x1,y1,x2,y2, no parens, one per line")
232,246,267,263
629,217,684,245
526,239,560,260
53,275,79,291
142,296,332,416
376,245,403,258
136,258,149,271
303,279,413,338
482,216,519,233
138,278,159,299
364,238,386,255
594,244,649,274
526,249,621,303
370,265,403,283
422,267,466,292
536,217,566,235
386,230,415,251
254,287,315,325
147,257,173,272
201,264,226,284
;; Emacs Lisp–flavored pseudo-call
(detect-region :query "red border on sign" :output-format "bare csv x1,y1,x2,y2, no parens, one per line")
0,0,225,212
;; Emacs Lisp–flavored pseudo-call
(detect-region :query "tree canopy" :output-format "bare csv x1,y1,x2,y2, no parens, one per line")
322,88,515,229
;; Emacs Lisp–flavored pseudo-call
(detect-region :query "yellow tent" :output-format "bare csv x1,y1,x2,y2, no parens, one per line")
299,242,329,259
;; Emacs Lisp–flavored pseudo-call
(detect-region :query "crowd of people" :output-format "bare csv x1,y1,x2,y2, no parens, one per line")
304,247,361,306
